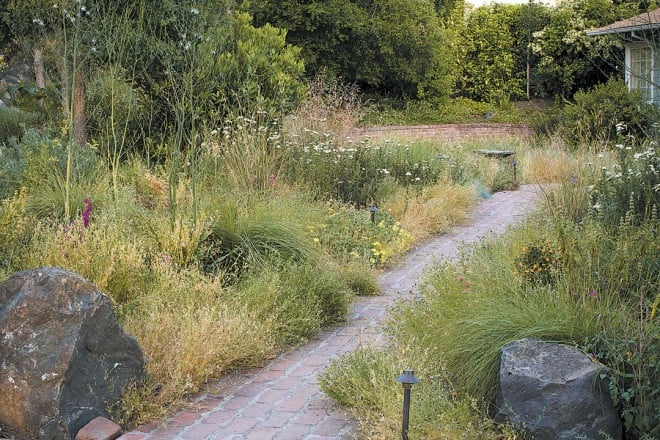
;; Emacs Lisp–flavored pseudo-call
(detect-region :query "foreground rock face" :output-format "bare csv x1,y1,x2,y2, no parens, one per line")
0,268,145,440
495,338,621,440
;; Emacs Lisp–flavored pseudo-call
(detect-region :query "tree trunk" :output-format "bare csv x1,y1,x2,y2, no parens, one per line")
33,48,46,89
72,68,87,146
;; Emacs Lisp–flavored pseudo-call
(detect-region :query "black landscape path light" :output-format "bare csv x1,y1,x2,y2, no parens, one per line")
369,202,378,223
512,159,518,185
396,369,419,440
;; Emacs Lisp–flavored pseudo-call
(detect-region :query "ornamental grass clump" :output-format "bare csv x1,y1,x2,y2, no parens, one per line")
197,197,321,279
230,261,352,347
209,115,288,193
319,343,520,439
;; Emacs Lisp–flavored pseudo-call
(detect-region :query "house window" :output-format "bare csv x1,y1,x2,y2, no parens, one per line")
627,44,658,103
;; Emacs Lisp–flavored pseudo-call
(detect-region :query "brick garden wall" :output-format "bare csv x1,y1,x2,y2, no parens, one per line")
352,123,533,143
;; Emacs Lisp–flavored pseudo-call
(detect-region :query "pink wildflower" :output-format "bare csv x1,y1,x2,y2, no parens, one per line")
82,198,92,228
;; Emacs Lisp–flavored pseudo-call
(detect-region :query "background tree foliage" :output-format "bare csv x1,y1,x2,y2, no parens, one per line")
1,0,657,132
1,0,306,155
457,4,524,103
242,0,459,99
457,0,650,101
531,0,646,98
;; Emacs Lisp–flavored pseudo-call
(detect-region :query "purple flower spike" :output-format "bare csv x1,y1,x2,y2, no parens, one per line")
82,198,93,228
588,289,598,298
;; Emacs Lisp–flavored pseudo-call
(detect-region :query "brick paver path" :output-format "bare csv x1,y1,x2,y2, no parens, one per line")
118,185,542,440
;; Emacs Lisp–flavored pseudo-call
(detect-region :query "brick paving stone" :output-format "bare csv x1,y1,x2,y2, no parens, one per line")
234,381,272,397
134,422,159,434
275,389,315,412
257,387,291,404
287,363,320,378
305,353,334,367
262,410,297,428
201,409,234,425
180,422,221,439
268,358,299,372
245,427,281,440
305,397,333,411
191,397,223,412
274,423,313,440
139,427,177,440
75,416,122,440
170,411,202,427
313,416,354,437
221,394,254,410
223,417,259,434
294,408,327,425
252,369,285,382
312,344,343,358
241,402,273,418
114,434,146,440
271,376,305,390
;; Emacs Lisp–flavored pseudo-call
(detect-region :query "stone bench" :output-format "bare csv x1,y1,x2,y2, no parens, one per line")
473,149,516,158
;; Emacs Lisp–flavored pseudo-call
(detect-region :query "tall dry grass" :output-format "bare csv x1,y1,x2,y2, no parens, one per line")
283,73,363,145
384,177,477,241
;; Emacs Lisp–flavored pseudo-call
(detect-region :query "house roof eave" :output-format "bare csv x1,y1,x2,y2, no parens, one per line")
586,8,660,37
586,23,660,36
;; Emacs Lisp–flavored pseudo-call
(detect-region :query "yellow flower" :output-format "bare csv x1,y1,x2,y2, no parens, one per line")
313,237,320,243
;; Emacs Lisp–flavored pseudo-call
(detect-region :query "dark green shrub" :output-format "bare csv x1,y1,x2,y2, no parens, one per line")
4,82,60,124
584,316,659,439
0,129,105,218
547,79,659,147
0,106,39,144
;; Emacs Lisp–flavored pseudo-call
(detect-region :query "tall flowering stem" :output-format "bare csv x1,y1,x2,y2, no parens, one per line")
82,198,92,228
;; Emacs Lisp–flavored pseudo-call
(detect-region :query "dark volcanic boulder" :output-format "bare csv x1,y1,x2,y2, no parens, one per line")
495,338,621,440
0,268,145,440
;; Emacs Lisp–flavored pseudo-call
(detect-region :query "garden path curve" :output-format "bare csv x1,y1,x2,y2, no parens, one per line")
118,184,543,440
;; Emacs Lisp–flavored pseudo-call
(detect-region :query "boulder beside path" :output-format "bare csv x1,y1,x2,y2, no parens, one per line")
0,268,146,440
495,338,621,440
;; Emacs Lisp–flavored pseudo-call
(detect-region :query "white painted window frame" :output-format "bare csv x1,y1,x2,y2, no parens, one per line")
625,41,659,104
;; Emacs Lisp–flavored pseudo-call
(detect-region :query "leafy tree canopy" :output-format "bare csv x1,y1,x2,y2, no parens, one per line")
1,0,305,154
531,0,647,98
458,4,524,102
242,0,459,99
